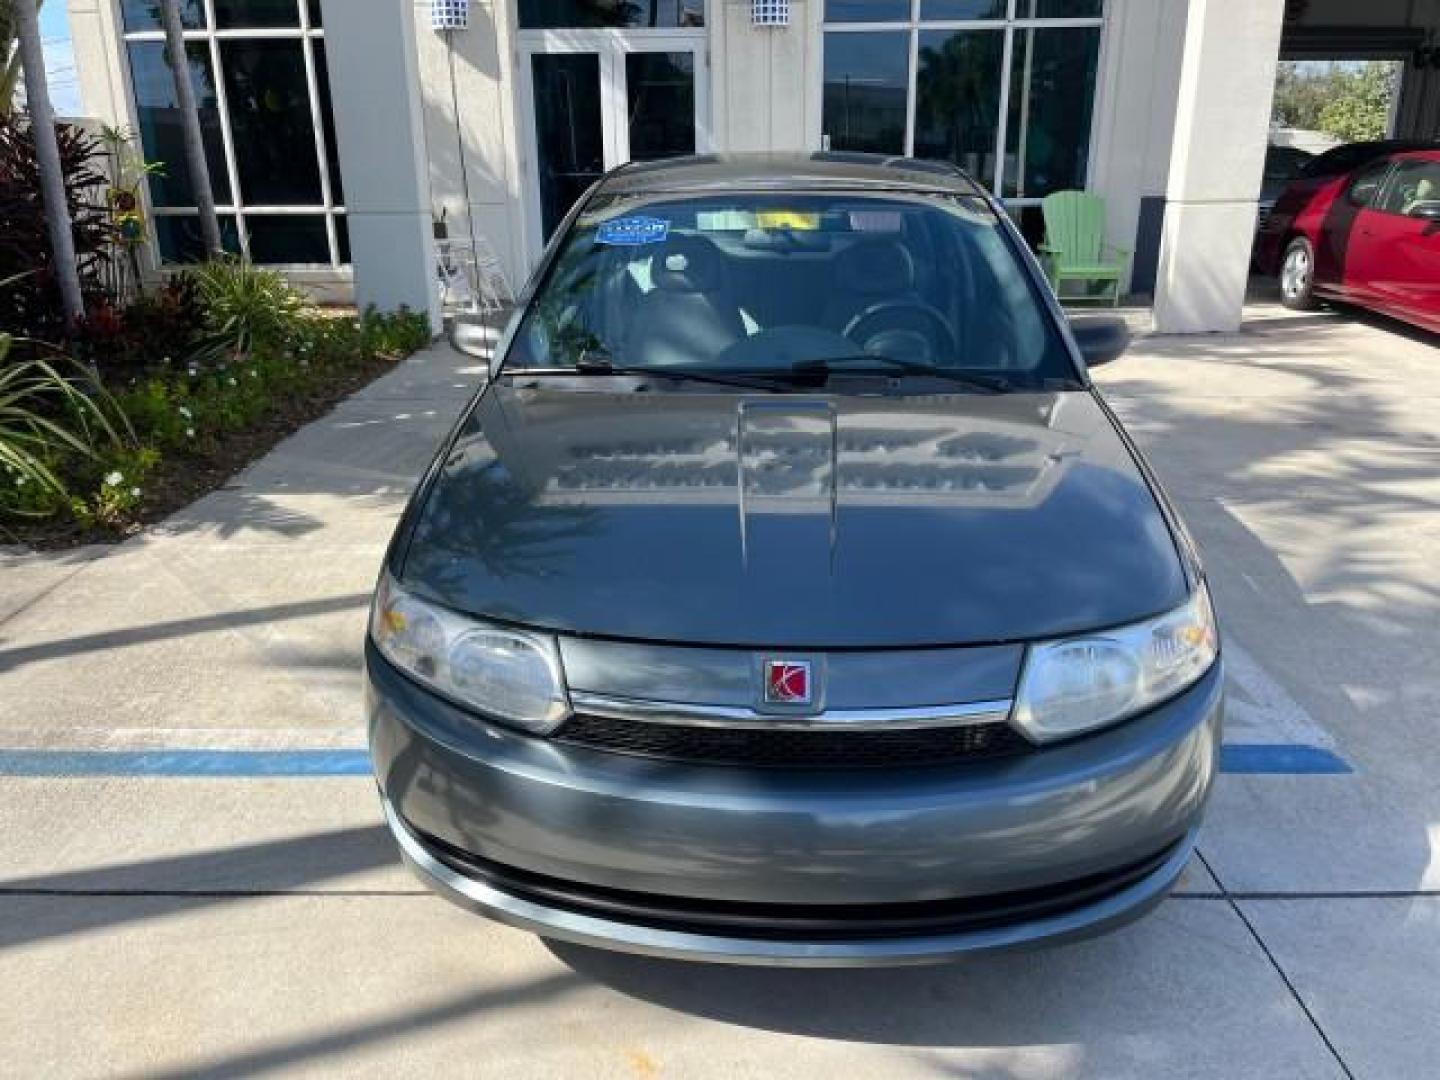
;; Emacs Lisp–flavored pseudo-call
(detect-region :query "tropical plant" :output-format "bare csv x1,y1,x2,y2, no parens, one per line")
0,332,130,516
190,258,305,358
0,113,114,342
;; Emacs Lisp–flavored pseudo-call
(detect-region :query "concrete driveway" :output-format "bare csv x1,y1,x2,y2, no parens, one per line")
2,303,1436,1078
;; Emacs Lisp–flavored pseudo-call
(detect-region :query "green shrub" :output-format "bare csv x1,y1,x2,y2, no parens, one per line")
0,334,131,519
191,259,306,360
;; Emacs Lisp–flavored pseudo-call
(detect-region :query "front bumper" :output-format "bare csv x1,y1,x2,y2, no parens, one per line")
368,641,1223,965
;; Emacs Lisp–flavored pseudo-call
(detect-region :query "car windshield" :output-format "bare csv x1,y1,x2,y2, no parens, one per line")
503,190,1076,388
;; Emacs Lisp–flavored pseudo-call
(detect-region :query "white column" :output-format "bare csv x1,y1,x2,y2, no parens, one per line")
322,0,441,331
1152,0,1284,334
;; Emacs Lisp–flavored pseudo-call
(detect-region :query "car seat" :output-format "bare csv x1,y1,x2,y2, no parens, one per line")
624,235,745,367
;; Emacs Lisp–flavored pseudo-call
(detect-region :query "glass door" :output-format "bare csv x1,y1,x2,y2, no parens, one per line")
519,33,707,260
529,52,608,241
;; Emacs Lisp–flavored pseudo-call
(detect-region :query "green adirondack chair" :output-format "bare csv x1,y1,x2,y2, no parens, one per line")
1039,191,1131,306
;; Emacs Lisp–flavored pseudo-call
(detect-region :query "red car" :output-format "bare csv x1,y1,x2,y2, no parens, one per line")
1255,141,1440,332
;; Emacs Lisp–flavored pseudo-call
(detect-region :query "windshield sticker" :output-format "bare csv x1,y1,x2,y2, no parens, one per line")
596,216,669,246
756,210,819,231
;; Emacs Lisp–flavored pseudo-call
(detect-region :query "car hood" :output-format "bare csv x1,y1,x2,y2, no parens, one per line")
400,382,1187,648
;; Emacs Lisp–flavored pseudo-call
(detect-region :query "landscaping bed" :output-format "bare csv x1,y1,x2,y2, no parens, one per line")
2,117,433,550
3,266,431,550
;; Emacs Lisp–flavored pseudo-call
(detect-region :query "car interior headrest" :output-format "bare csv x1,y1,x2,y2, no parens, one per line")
834,239,915,295
652,235,725,293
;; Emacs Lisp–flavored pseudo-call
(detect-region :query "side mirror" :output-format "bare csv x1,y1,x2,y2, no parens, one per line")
1068,315,1130,369
1406,200,1440,221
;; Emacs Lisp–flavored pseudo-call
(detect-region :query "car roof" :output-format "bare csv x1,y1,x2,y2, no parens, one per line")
1304,140,1440,176
595,153,988,198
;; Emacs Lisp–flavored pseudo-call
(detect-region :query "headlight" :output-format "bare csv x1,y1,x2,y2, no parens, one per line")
1012,585,1218,743
369,573,570,734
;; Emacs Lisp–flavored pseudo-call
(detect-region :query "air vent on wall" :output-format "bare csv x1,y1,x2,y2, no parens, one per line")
432,0,469,30
752,0,790,27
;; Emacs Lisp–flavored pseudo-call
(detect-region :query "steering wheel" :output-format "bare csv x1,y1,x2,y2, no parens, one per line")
842,300,959,366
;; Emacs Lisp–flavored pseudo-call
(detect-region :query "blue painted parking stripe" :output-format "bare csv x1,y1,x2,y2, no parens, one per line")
0,743,1350,777
1220,743,1352,775
0,749,372,777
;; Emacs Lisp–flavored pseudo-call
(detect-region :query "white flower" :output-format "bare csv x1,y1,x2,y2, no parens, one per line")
185,427,195,438
15,476,26,487
248,368,258,379
104,471,124,487
163,355,172,364
178,406,192,419
227,377,237,387
130,487,141,498
187,367,198,378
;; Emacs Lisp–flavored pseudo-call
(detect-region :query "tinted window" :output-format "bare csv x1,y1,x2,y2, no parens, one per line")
1003,25,1100,197
822,33,908,155
220,39,323,204
246,215,331,263
214,0,300,27
155,215,242,262
507,192,1072,385
122,0,204,31
1375,158,1440,215
127,42,232,206
1346,160,1392,208
914,30,1004,181
519,0,702,28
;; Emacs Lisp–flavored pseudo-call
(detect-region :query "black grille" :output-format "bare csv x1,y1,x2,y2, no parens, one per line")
554,713,1032,769
419,829,1181,941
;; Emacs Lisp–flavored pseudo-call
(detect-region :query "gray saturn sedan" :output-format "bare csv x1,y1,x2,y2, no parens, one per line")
366,153,1222,965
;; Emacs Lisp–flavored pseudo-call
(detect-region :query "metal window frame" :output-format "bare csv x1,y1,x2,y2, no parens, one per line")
819,0,1104,199
118,0,347,269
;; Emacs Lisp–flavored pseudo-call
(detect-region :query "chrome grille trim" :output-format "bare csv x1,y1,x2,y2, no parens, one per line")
567,691,1014,731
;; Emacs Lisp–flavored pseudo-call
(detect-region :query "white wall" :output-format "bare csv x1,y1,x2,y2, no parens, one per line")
1085,0,1188,293
713,0,817,152
412,1,526,291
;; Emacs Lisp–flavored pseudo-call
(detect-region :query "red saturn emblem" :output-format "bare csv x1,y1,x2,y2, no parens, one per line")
764,659,812,705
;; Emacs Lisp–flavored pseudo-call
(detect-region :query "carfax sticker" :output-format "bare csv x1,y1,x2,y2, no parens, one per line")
596,216,669,246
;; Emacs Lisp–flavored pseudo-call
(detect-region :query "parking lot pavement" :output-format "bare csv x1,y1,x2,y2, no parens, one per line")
1,306,1437,1077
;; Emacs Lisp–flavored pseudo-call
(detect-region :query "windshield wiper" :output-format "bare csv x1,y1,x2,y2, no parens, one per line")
790,355,1016,393
513,351,797,393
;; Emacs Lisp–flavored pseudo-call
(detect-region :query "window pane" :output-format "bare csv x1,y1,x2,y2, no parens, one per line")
308,0,324,25
914,30,1004,187
312,42,344,203
920,0,1005,21
155,215,241,263
214,0,300,28
532,54,605,239
519,0,703,29
1003,26,1100,198
822,33,908,156
127,43,232,206
1376,159,1440,215
1347,161,1391,208
220,40,323,204
335,214,350,264
121,0,205,32
626,53,695,162
246,215,331,263
1017,0,1103,16
824,0,909,22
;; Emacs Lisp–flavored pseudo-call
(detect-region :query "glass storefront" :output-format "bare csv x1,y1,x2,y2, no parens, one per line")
121,0,345,267
822,0,1102,202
